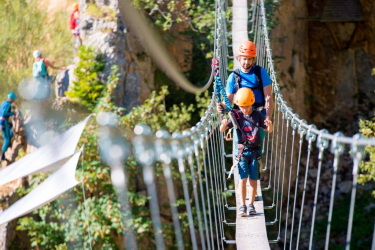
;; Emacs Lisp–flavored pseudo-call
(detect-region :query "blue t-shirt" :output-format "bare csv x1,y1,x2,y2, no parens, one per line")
226,66,272,104
227,110,266,146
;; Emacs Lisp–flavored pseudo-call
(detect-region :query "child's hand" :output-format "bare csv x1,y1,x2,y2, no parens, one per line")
222,118,229,126
264,119,273,132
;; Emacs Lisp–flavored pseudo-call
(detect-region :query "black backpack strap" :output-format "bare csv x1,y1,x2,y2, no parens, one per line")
234,69,241,92
253,65,265,106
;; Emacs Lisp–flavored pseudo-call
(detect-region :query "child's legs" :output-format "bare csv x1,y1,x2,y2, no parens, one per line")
239,178,248,206
249,179,257,204
237,153,251,206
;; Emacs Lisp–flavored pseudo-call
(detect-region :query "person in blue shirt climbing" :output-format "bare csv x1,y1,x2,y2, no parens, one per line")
216,40,274,140
32,50,66,99
0,92,17,161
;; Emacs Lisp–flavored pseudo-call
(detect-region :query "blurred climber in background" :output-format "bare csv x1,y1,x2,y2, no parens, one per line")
69,2,82,48
32,50,66,100
0,92,17,161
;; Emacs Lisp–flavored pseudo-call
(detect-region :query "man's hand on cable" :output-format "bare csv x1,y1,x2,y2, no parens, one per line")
216,102,227,112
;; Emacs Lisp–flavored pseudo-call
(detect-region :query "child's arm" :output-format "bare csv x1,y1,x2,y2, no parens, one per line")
220,119,230,132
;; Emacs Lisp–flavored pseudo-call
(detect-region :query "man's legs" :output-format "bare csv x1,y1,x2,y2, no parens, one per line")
1,123,11,160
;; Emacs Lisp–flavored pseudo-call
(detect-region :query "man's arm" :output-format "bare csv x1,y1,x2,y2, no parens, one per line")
263,85,273,121
44,59,67,71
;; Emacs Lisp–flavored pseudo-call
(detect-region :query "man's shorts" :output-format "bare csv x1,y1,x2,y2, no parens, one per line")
236,147,261,180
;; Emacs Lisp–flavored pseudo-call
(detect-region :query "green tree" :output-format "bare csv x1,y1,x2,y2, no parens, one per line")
359,117,375,197
66,46,106,111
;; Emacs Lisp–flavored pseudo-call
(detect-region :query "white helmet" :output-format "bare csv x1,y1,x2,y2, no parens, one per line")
33,50,41,59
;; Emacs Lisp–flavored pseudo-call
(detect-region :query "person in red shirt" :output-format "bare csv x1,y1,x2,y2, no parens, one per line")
69,2,82,48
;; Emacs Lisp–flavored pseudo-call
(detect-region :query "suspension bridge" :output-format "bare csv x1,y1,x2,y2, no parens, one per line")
115,0,375,249
0,0,374,249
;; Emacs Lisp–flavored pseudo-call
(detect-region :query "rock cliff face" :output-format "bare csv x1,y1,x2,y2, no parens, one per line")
268,0,375,248
79,0,155,112
272,0,375,133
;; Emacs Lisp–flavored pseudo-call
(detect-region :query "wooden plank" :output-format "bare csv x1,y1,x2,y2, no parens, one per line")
234,168,270,250
232,0,249,69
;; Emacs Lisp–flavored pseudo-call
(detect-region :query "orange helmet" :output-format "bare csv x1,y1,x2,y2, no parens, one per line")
238,41,256,58
72,2,79,10
235,88,255,107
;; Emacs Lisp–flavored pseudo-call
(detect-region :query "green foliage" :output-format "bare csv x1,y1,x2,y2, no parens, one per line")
66,46,106,111
0,0,72,101
132,0,215,34
86,3,116,21
359,117,375,196
123,86,195,132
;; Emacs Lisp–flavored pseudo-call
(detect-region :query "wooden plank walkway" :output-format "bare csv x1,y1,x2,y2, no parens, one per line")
233,167,270,250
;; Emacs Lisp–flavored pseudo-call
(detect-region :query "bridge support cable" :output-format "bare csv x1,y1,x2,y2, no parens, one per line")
289,121,306,250
346,137,365,250
295,126,317,250
205,124,222,249
187,150,206,250
162,161,185,250
276,109,291,241
199,128,216,249
308,130,329,250
208,114,225,250
212,113,228,227
266,100,281,225
324,132,344,250
283,115,298,249
133,128,166,250
271,106,286,241
192,133,212,250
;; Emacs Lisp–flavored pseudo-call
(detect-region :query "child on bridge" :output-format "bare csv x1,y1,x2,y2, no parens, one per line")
220,87,273,216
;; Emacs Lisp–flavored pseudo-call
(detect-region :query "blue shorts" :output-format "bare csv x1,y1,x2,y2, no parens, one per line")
236,147,261,180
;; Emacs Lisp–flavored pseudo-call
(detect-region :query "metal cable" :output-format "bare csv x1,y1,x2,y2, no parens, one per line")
194,142,212,250
277,111,288,239
117,0,213,94
162,162,184,250
187,152,206,250
289,123,306,250
308,131,329,249
200,137,215,248
346,137,364,250
177,157,198,250
207,117,224,248
324,133,344,250
205,132,221,249
296,125,317,250
283,116,297,250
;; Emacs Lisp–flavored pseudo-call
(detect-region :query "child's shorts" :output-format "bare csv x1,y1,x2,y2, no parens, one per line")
236,147,261,180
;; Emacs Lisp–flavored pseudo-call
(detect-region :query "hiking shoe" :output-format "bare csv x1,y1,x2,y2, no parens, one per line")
238,205,247,217
248,204,257,215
